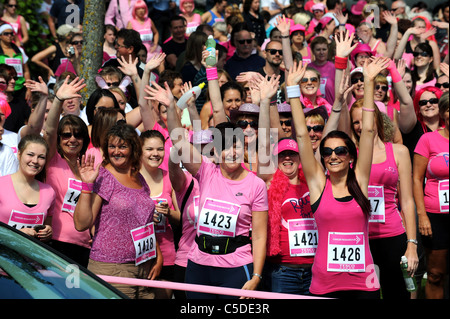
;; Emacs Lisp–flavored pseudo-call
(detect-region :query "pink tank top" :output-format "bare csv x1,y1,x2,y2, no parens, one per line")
151,169,176,266
310,178,378,295
130,17,153,51
368,143,405,239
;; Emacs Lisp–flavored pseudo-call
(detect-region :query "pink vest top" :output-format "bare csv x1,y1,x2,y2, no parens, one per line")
151,169,176,266
368,143,405,239
310,178,378,295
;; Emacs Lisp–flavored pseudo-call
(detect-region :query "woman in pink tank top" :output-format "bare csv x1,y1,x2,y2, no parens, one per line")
140,129,180,299
288,57,391,298
350,101,419,299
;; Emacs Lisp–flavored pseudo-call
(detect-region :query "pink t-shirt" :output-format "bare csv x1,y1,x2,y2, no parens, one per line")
187,158,268,268
368,143,405,238
151,169,176,266
47,153,91,248
174,172,200,268
414,130,449,214
310,178,378,295
0,175,55,230
309,61,336,106
91,166,155,263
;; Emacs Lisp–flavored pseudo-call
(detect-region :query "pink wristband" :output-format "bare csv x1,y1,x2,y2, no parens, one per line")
362,107,375,112
206,67,218,81
81,182,94,192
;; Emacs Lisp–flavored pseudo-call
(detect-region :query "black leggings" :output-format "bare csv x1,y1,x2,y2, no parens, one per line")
369,233,410,299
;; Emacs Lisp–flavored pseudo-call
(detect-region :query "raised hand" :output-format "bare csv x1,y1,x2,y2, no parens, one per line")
258,75,280,101
144,81,174,107
117,55,139,77
363,57,391,81
235,71,264,83
335,30,358,58
24,76,48,96
440,62,449,77
336,71,354,103
55,76,86,101
382,10,398,25
145,52,166,72
77,154,100,184
420,27,436,42
275,14,290,36
286,60,307,86
334,9,348,25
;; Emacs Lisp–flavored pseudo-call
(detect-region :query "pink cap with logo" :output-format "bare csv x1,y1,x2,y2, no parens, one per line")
273,139,299,156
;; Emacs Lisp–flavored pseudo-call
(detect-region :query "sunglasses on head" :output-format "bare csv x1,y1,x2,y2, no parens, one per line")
60,132,83,140
418,98,439,106
413,51,430,58
237,120,258,129
435,82,449,89
307,125,324,133
351,76,364,85
322,146,349,158
237,39,253,45
280,119,292,126
71,40,84,45
266,49,283,55
2,32,14,37
375,85,388,92
301,77,319,84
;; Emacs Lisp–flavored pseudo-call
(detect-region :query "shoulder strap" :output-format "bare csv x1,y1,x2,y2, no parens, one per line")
180,179,195,218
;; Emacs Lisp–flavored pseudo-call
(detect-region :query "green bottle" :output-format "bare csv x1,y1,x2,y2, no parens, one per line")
205,35,216,66
401,256,417,292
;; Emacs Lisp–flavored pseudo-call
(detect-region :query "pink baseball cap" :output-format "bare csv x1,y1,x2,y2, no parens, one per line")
273,138,299,156
290,24,306,35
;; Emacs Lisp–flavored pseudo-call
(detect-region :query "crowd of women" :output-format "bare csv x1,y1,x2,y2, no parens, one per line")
0,0,448,300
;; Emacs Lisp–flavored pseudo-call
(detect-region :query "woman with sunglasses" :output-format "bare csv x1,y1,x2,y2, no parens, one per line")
0,23,31,101
54,33,84,78
299,67,332,115
288,57,389,298
0,134,55,241
413,91,449,299
349,92,419,299
44,76,93,267
411,43,439,92
74,122,161,299
148,80,269,299
1,0,28,46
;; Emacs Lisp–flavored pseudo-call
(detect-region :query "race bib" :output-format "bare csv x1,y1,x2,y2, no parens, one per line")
327,232,365,272
130,223,157,266
438,180,449,213
288,218,318,256
62,178,82,214
368,186,385,223
140,31,153,43
8,210,45,229
320,77,327,98
5,58,23,77
198,198,240,237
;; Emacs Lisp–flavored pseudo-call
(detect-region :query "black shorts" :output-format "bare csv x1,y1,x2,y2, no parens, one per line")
421,213,450,250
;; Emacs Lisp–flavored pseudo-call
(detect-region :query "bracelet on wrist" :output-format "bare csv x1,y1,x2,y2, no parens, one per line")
81,182,94,192
206,67,218,81
55,95,64,102
81,190,93,194
332,108,342,113
281,35,290,38
406,239,418,245
252,273,263,280
335,56,348,70
362,107,375,112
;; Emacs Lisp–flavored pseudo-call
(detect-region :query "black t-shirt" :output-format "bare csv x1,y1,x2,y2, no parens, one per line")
401,120,432,164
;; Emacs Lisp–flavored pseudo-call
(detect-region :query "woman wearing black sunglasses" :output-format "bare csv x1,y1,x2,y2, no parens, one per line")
43,76,93,268
288,57,389,298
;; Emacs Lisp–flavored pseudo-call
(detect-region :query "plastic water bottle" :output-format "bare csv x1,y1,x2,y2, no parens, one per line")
176,82,205,110
401,256,417,292
205,35,216,66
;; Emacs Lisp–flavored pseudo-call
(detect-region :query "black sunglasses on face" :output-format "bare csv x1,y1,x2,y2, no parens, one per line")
237,39,253,45
307,125,324,133
418,98,439,106
71,40,84,45
435,82,449,89
375,85,388,92
266,49,283,55
351,76,364,85
237,120,258,129
280,119,292,126
60,132,83,140
413,51,430,58
7,4,17,8
2,32,14,37
301,77,319,84
322,146,349,158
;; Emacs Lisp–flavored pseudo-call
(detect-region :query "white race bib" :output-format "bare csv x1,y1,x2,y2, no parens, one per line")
438,180,449,213
62,178,82,214
327,232,365,272
288,218,318,256
368,186,385,223
198,198,240,237
130,223,157,266
8,210,45,229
